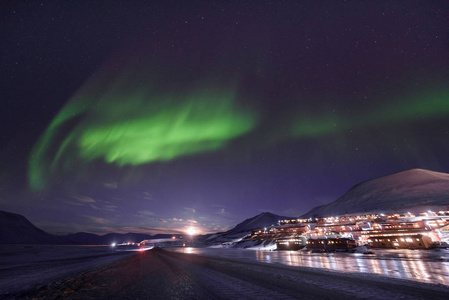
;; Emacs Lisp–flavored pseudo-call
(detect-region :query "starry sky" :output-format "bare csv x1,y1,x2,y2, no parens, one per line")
1,1,449,235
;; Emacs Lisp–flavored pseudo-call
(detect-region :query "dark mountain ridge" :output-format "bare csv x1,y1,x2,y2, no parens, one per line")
0,210,64,244
0,210,174,245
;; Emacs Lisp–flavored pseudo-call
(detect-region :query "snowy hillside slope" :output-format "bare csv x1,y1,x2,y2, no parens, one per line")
206,212,291,245
302,169,449,218
227,212,290,234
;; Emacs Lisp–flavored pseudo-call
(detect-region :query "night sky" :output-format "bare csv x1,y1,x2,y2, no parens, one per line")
1,1,449,235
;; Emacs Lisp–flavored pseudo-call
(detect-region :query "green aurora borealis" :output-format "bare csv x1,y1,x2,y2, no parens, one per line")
29,77,257,190
291,88,449,138
30,80,449,191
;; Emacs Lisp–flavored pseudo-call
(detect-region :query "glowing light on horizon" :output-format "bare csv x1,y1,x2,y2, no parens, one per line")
186,227,197,235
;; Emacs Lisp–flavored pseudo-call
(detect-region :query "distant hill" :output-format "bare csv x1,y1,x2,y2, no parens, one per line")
64,232,104,245
302,169,449,218
0,210,62,244
0,210,176,245
206,212,292,244
65,232,175,245
227,212,291,234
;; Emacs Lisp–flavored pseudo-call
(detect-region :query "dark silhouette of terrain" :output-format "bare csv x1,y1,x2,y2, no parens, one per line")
0,210,175,245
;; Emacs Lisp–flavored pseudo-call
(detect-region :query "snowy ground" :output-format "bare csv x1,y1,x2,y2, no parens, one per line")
2,244,449,299
170,246,449,286
10,247,449,300
0,244,133,296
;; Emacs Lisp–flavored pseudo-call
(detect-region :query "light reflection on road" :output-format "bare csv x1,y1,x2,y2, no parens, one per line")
171,247,449,285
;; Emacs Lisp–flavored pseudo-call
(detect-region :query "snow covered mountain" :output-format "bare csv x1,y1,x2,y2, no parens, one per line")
205,212,292,245
302,169,449,218
226,212,291,234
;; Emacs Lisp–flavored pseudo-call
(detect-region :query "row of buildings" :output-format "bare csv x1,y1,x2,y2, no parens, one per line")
251,210,449,251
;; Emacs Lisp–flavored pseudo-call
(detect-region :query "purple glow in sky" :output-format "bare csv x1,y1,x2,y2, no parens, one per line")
1,1,448,235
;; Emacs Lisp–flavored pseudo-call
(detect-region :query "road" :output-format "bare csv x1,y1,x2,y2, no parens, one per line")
14,247,449,299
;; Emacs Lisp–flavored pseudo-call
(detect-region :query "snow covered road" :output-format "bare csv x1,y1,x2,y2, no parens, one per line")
12,247,449,300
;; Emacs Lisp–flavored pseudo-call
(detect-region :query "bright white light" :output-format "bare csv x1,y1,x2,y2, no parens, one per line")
111,243,116,247
186,227,197,235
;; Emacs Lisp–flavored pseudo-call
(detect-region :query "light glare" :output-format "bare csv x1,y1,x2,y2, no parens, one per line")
186,227,197,235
